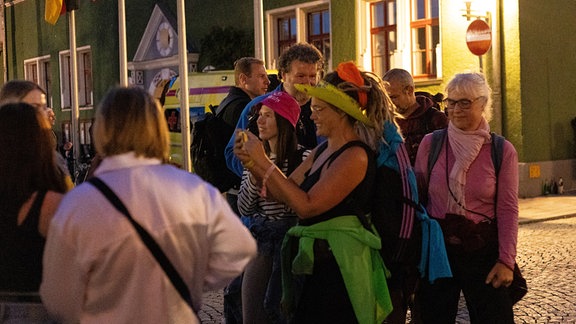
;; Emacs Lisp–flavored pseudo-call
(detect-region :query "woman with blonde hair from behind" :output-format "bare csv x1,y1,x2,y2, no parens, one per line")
41,86,256,323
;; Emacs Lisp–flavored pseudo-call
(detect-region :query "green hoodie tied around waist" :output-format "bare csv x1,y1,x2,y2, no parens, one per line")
281,215,393,324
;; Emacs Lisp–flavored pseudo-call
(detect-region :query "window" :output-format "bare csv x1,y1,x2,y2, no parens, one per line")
308,9,331,64
59,46,93,110
278,15,297,57
410,0,439,77
370,1,396,77
62,119,93,147
24,56,52,106
267,2,331,69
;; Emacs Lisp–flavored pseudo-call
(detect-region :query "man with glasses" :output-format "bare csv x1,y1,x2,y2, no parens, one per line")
383,68,448,166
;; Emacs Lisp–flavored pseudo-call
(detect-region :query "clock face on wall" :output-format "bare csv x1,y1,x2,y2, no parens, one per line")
156,21,175,57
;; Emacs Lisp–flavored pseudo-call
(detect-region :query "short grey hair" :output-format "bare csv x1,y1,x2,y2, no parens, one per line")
445,72,493,121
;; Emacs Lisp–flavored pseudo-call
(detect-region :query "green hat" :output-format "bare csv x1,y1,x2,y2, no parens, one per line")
295,81,373,127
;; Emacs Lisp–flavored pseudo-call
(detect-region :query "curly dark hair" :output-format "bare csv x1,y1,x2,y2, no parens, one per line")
277,43,324,80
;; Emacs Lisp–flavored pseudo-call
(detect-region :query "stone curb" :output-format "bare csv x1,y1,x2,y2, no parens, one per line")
519,213,576,225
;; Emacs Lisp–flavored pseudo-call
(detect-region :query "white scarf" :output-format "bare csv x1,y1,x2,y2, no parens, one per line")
446,119,491,214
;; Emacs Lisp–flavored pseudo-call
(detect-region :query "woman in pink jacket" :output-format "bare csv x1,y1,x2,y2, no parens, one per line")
414,72,519,323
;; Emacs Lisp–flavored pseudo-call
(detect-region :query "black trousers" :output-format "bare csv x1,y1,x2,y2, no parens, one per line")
417,244,514,324
293,240,357,324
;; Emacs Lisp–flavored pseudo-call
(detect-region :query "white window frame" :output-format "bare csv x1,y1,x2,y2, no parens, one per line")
23,55,52,106
359,0,441,80
59,45,93,111
265,0,331,70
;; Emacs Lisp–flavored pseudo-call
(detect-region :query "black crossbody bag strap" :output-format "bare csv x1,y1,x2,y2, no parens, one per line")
87,177,194,311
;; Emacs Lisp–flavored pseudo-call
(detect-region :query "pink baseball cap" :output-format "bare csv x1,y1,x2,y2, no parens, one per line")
260,91,300,128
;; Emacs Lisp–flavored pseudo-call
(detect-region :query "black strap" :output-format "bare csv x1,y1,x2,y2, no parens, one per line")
326,140,370,167
21,190,47,230
214,94,243,117
87,177,194,311
427,128,447,181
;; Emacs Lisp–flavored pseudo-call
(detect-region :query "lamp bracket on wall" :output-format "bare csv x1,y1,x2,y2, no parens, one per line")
462,1,491,23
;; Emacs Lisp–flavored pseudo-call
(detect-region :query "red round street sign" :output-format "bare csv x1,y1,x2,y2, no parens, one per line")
466,19,492,56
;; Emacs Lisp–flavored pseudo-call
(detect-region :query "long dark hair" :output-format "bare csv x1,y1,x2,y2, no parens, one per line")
263,113,300,174
0,103,67,216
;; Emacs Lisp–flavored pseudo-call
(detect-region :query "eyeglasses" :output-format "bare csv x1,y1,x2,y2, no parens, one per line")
442,96,485,110
311,104,329,113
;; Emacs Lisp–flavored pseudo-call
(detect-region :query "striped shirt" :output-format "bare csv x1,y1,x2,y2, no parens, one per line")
237,150,310,220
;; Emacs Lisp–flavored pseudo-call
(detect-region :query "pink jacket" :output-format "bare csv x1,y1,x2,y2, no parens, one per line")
414,133,519,269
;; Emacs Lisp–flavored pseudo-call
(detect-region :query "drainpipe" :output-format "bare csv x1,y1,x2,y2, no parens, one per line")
491,1,502,134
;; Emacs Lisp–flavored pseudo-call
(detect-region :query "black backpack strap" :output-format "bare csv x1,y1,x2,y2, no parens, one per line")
491,132,504,177
427,128,447,180
214,94,243,117
87,177,195,311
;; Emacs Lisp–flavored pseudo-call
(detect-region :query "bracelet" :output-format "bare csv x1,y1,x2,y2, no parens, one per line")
259,163,276,198
242,159,255,169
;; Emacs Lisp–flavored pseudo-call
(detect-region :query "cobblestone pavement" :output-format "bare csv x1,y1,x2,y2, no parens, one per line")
198,212,576,324
510,217,576,324
455,216,576,323
198,290,224,324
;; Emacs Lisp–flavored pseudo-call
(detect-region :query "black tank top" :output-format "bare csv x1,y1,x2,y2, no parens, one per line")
0,191,47,292
299,141,375,226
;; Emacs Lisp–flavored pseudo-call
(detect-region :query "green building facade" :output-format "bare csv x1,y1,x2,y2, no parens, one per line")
3,0,575,197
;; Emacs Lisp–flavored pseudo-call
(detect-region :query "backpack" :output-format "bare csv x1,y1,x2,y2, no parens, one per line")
191,97,241,192
371,133,422,269
415,91,444,111
367,122,452,282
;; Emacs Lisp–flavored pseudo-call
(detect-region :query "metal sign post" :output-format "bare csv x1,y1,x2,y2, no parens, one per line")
177,0,191,172
69,9,80,174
